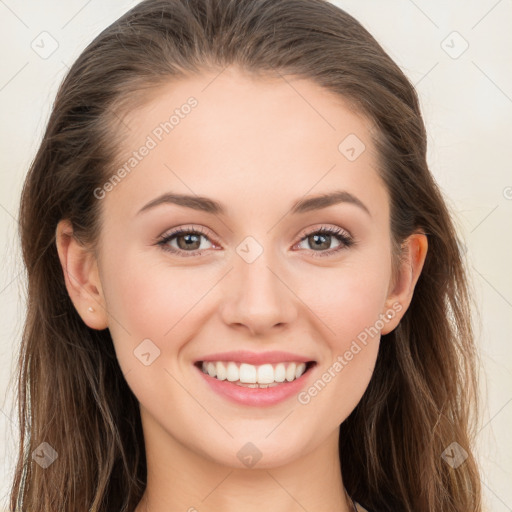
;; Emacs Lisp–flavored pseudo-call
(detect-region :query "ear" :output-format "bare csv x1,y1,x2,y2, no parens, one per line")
55,219,109,330
380,232,428,335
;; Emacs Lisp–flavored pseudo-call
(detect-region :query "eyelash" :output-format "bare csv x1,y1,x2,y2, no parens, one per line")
156,225,355,258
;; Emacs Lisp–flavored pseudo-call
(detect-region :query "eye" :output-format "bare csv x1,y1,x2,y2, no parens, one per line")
294,225,354,257
156,224,355,258
156,226,217,257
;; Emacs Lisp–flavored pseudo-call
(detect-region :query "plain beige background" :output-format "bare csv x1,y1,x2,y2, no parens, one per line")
0,0,511,510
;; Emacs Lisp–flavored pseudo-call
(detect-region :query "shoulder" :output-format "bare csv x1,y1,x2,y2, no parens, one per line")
354,502,371,512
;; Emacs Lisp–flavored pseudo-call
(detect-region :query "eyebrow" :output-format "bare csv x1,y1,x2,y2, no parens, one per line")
137,190,371,217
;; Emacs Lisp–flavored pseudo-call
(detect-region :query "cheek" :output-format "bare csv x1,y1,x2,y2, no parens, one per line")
100,247,216,365
291,255,391,417
110,264,199,333
99,252,212,411
296,256,392,347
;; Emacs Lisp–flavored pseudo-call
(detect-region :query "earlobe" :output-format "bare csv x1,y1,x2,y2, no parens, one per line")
380,232,428,335
55,219,109,330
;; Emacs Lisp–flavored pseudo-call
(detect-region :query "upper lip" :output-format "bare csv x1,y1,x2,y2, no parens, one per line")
196,350,315,365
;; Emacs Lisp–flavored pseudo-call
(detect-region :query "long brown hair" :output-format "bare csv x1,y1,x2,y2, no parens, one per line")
11,0,481,510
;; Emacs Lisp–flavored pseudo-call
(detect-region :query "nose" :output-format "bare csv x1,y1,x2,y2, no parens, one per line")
219,249,297,336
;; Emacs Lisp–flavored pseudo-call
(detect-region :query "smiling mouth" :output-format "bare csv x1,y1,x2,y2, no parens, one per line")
195,360,317,388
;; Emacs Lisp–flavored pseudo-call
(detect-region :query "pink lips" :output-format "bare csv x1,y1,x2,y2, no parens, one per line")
197,350,313,365
194,351,316,407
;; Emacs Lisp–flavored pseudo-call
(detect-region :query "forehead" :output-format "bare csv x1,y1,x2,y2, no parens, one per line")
104,67,387,221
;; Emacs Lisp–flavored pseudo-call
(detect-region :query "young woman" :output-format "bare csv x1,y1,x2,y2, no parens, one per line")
10,0,482,510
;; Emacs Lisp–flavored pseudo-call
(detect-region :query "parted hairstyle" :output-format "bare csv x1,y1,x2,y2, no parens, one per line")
10,0,482,510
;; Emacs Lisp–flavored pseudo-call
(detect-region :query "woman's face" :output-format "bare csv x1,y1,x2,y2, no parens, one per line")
85,67,416,468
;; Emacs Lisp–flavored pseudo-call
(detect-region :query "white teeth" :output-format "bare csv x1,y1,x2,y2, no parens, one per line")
285,363,296,382
226,362,238,382
257,364,275,384
239,363,257,383
199,360,310,385
207,362,216,377
216,361,227,381
274,363,286,382
295,363,306,379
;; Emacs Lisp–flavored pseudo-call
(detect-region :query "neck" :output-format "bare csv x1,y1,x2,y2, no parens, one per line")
134,408,354,512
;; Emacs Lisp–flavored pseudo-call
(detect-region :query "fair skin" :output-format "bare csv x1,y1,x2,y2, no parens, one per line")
56,67,427,512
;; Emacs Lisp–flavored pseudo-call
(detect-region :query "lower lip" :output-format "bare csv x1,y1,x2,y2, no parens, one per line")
195,364,315,407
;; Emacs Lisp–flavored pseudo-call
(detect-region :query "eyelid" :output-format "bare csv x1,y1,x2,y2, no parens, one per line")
157,224,213,242
295,223,352,242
